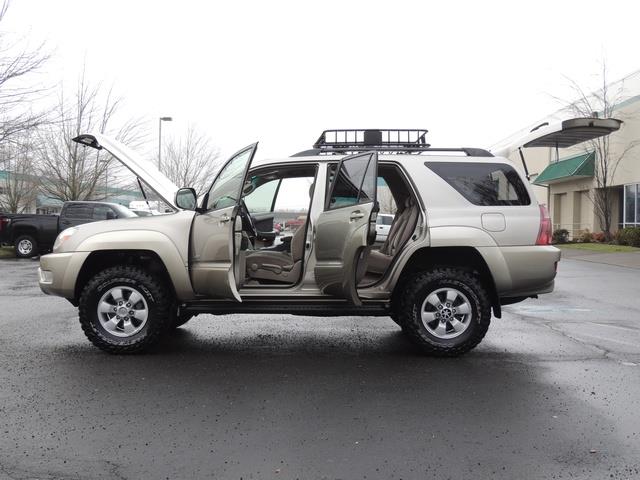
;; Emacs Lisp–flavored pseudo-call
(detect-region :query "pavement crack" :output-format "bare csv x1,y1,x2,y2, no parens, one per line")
541,320,636,365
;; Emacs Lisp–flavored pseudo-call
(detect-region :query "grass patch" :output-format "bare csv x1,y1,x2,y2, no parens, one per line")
0,246,15,258
558,243,640,253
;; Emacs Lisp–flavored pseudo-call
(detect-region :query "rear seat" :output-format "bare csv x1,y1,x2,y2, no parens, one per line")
366,198,418,275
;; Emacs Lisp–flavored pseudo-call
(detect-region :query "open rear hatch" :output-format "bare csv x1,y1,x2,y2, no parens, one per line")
521,117,622,149
492,117,622,179
72,132,180,210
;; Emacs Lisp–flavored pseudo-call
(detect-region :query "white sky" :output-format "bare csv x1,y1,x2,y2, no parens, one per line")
4,0,640,162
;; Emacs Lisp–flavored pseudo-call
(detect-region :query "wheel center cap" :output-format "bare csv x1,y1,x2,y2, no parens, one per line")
441,308,452,319
117,307,129,317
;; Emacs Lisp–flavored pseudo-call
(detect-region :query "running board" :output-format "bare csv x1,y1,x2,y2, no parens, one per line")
181,299,391,317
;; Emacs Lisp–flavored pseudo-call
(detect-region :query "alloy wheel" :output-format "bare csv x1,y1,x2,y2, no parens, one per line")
420,287,472,339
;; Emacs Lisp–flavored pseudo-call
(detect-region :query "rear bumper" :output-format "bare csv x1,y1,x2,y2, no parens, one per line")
478,245,561,297
38,251,90,299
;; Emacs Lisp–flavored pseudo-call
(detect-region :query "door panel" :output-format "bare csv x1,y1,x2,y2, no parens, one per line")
314,152,378,305
190,143,258,300
190,204,240,300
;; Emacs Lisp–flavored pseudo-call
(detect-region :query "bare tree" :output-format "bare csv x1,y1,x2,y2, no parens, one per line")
160,124,221,196
558,61,640,240
37,66,146,201
0,0,50,143
0,132,39,212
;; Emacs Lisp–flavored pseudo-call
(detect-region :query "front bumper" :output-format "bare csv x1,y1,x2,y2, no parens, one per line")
38,251,90,299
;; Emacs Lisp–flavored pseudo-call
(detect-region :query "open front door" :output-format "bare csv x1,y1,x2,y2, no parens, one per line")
314,152,378,305
190,143,258,301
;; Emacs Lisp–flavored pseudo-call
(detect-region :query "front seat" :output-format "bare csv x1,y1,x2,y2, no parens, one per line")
365,197,419,275
245,224,306,282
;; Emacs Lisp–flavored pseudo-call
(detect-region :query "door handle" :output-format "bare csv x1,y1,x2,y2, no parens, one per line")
220,214,231,223
350,211,365,220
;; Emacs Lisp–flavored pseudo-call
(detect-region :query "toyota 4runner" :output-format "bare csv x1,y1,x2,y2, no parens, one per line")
38,122,621,355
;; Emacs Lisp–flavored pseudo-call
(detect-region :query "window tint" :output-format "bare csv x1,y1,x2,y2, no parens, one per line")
327,153,376,209
359,158,376,203
425,162,530,206
206,148,253,211
93,206,114,220
64,204,93,218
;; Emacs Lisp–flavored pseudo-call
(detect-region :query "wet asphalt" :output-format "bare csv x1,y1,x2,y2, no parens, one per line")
0,256,639,480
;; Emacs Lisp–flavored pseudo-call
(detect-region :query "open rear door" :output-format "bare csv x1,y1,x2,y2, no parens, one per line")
314,152,378,305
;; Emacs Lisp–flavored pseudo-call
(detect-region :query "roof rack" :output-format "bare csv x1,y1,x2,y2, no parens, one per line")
290,129,493,157
315,129,429,152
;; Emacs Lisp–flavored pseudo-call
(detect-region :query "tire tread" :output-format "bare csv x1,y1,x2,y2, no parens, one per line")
398,267,491,357
78,265,173,354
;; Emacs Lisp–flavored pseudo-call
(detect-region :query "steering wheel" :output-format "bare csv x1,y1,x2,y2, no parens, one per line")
238,200,258,239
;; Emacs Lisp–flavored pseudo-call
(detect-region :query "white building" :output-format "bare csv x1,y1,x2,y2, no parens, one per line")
493,70,640,238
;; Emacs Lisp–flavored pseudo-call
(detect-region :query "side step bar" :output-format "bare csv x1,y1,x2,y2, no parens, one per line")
181,300,391,317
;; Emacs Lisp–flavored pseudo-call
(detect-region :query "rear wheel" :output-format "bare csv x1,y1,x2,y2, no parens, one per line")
398,268,491,356
78,266,174,354
15,234,38,258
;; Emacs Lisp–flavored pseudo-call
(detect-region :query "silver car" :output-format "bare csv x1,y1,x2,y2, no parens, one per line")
38,122,620,355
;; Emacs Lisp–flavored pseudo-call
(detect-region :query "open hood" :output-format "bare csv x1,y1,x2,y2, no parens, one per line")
72,132,179,209
492,117,622,158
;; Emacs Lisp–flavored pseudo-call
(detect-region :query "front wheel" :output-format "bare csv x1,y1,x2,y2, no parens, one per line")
78,266,174,354
398,268,491,357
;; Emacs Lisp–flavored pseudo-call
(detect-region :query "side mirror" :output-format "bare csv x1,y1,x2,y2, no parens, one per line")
106,211,116,220
175,187,197,211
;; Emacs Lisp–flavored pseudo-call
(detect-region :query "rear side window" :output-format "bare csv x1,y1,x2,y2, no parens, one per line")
64,204,93,218
327,153,376,210
425,162,530,206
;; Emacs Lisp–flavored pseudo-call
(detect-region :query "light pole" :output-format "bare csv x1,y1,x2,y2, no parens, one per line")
158,116,173,169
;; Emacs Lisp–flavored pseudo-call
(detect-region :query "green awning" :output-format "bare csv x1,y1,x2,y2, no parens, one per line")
533,151,595,185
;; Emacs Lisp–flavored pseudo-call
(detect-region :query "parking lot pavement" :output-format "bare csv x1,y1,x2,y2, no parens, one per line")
1,258,639,480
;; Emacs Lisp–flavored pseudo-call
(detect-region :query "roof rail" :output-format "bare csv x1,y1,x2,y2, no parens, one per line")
291,147,493,157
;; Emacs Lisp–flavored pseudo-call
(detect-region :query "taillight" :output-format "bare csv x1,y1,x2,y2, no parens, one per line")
536,204,552,245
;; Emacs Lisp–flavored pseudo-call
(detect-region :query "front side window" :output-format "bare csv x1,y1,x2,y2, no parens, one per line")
425,162,530,206
244,167,316,215
93,206,114,220
244,179,279,213
206,148,254,211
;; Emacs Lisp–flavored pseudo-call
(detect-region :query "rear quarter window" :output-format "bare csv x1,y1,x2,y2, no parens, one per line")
425,162,530,206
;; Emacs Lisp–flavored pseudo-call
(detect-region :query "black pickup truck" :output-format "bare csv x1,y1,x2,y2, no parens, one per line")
0,201,136,258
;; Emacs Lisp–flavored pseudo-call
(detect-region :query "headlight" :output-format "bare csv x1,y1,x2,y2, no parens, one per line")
53,227,78,252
